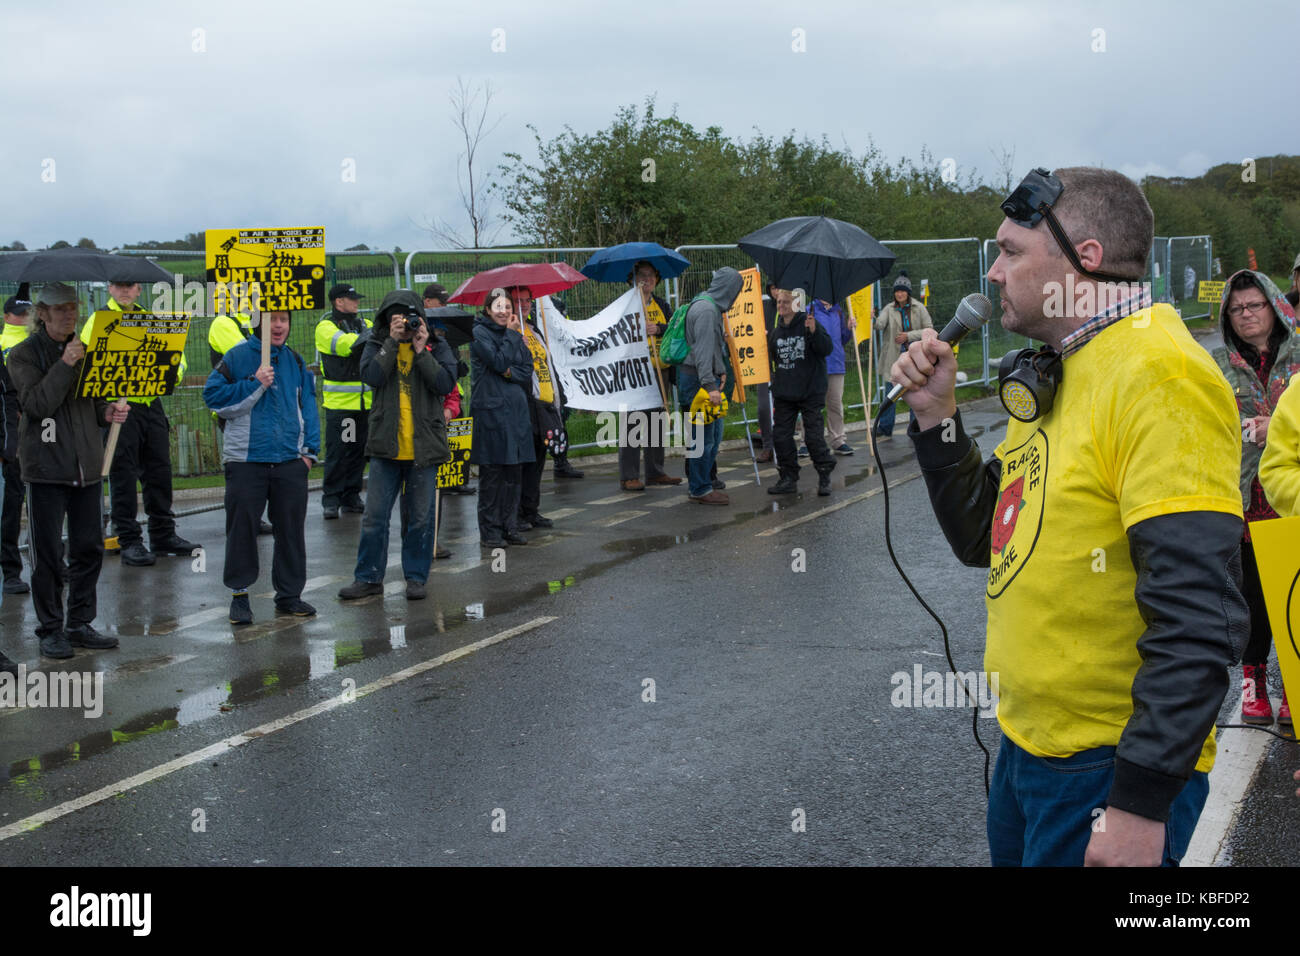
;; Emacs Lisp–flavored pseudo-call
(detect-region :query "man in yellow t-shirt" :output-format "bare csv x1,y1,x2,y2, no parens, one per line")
890,167,1245,867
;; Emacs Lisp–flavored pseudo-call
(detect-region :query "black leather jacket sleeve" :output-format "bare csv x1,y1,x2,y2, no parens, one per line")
907,408,1000,567
1109,511,1245,820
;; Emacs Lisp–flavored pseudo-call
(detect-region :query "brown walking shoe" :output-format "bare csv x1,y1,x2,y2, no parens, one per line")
689,491,730,505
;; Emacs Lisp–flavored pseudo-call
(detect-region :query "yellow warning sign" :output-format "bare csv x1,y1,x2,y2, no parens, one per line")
205,226,326,315
438,416,472,489
1198,280,1225,304
1248,516,1300,714
78,311,191,400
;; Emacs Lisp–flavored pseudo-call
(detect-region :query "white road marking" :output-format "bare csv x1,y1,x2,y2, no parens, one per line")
545,508,585,520
1183,694,1277,867
588,494,632,506
755,470,922,537
0,616,557,843
597,510,649,528
646,497,686,508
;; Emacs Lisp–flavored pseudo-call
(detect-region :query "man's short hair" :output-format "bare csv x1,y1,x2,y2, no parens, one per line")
1050,167,1153,280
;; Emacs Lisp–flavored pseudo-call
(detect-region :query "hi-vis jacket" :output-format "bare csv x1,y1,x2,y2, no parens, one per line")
315,310,372,411
209,313,255,368
79,297,187,408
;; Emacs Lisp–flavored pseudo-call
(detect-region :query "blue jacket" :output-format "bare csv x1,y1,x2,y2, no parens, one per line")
204,336,321,464
810,300,854,375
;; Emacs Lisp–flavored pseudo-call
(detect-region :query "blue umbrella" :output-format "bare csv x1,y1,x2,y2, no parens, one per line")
580,242,691,283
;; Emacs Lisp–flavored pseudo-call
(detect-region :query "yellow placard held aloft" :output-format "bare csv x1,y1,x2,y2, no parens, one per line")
847,285,874,344
78,310,191,401
1248,515,1300,712
205,226,326,316
724,267,769,391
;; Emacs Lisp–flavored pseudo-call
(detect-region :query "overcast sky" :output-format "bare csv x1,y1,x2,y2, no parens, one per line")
3,0,1297,253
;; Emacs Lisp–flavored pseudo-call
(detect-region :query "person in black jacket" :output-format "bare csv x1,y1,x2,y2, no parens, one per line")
618,262,682,490
767,288,836,496
7,283,130,660
0,354,19,674
337,290,457,602
470,289,534,547
508,286,558,531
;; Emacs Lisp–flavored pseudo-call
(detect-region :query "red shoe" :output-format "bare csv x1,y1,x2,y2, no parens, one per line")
1278,690,1292,731
1241,664,1273,725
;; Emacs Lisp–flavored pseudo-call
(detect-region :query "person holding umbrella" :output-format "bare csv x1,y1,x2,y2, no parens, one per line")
470,288,534,547
508,285,559,531
619,261,682,490
8,283,129,658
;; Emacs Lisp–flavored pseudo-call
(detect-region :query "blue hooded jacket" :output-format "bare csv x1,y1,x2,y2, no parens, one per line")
810,300,855,375
204,334,321,464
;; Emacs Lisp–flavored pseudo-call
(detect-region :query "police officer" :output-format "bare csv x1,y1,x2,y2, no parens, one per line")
316,284,371,519
82,281,198,567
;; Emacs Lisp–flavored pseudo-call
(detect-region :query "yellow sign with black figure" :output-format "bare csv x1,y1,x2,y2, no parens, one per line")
438,416,473,489
78,310,191,401
205,226,326,316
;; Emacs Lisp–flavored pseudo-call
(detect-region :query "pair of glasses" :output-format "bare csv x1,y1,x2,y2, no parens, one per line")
1227,301,1270,318
999,168,1133,284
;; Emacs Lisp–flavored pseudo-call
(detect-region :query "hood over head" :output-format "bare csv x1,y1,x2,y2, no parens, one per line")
1218,269,1295,356
705,266,744,312
375,288,423,325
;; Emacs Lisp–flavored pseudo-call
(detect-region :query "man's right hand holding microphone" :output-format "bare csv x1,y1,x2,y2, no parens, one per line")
889,328,958,432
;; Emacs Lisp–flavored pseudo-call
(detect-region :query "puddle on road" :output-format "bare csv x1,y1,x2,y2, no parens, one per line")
2,452,919,796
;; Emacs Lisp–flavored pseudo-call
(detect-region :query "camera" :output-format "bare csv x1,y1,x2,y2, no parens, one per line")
404,311,423,333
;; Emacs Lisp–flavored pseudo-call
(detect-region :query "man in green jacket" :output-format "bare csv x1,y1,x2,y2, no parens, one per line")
338,290,458,602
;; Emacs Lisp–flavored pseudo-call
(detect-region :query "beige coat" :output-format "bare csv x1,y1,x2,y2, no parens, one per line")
874,299,934,374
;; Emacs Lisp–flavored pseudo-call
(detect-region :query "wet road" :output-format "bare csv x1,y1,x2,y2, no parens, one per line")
0,395,1292,865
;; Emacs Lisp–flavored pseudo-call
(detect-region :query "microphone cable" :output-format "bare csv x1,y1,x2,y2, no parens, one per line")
871,400,992,796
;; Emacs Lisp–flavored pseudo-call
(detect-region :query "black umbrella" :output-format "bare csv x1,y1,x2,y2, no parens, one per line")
737,216,895,302
0,246,174,284
425,305,475,350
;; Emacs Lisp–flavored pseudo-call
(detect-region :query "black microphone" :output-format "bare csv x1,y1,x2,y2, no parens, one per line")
883,293,993,405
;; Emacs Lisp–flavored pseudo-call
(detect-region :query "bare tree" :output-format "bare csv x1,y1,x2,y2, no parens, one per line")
989,144,1017,194
422,77,505,249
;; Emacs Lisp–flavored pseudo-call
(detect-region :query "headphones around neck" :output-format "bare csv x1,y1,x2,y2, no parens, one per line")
998,346,1063,422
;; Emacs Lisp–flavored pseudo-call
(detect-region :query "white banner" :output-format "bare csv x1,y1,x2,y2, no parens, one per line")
540,288,663,412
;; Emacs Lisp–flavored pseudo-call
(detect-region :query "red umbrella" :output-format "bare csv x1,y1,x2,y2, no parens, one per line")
448,261,587,306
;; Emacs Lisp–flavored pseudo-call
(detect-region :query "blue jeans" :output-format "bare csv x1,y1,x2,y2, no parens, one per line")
678,368,722,497
874,387,897,436
987,733,1210,866
353,458,438,585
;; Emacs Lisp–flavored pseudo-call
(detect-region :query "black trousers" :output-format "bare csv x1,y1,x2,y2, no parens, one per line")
1242,538,1274,665
109,400,176,546
477,464,521,542
223,459,308,600
322,407,369,509
1,457,24,580
519,430,547,523
28,482,102,637
773,397,835,481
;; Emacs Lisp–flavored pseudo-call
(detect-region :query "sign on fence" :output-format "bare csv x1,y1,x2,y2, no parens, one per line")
78,310,191,400
205,226,327,315
1198,280,1225,304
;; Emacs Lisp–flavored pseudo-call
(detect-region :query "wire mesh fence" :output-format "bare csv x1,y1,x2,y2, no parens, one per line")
0,232,1212,487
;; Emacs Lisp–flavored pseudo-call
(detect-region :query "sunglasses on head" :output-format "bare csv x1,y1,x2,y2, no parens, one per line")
999,167,1133,283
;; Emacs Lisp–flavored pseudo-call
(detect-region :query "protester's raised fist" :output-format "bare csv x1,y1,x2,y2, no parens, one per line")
61,337,85,366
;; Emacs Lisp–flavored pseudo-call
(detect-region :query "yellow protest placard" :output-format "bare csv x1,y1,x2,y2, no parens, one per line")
1249,515,1300,711
205,226,326,315
78,311,191,401
725,267,769,394
847,285,874,344
438,416,473,489
1198,280,1226,304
